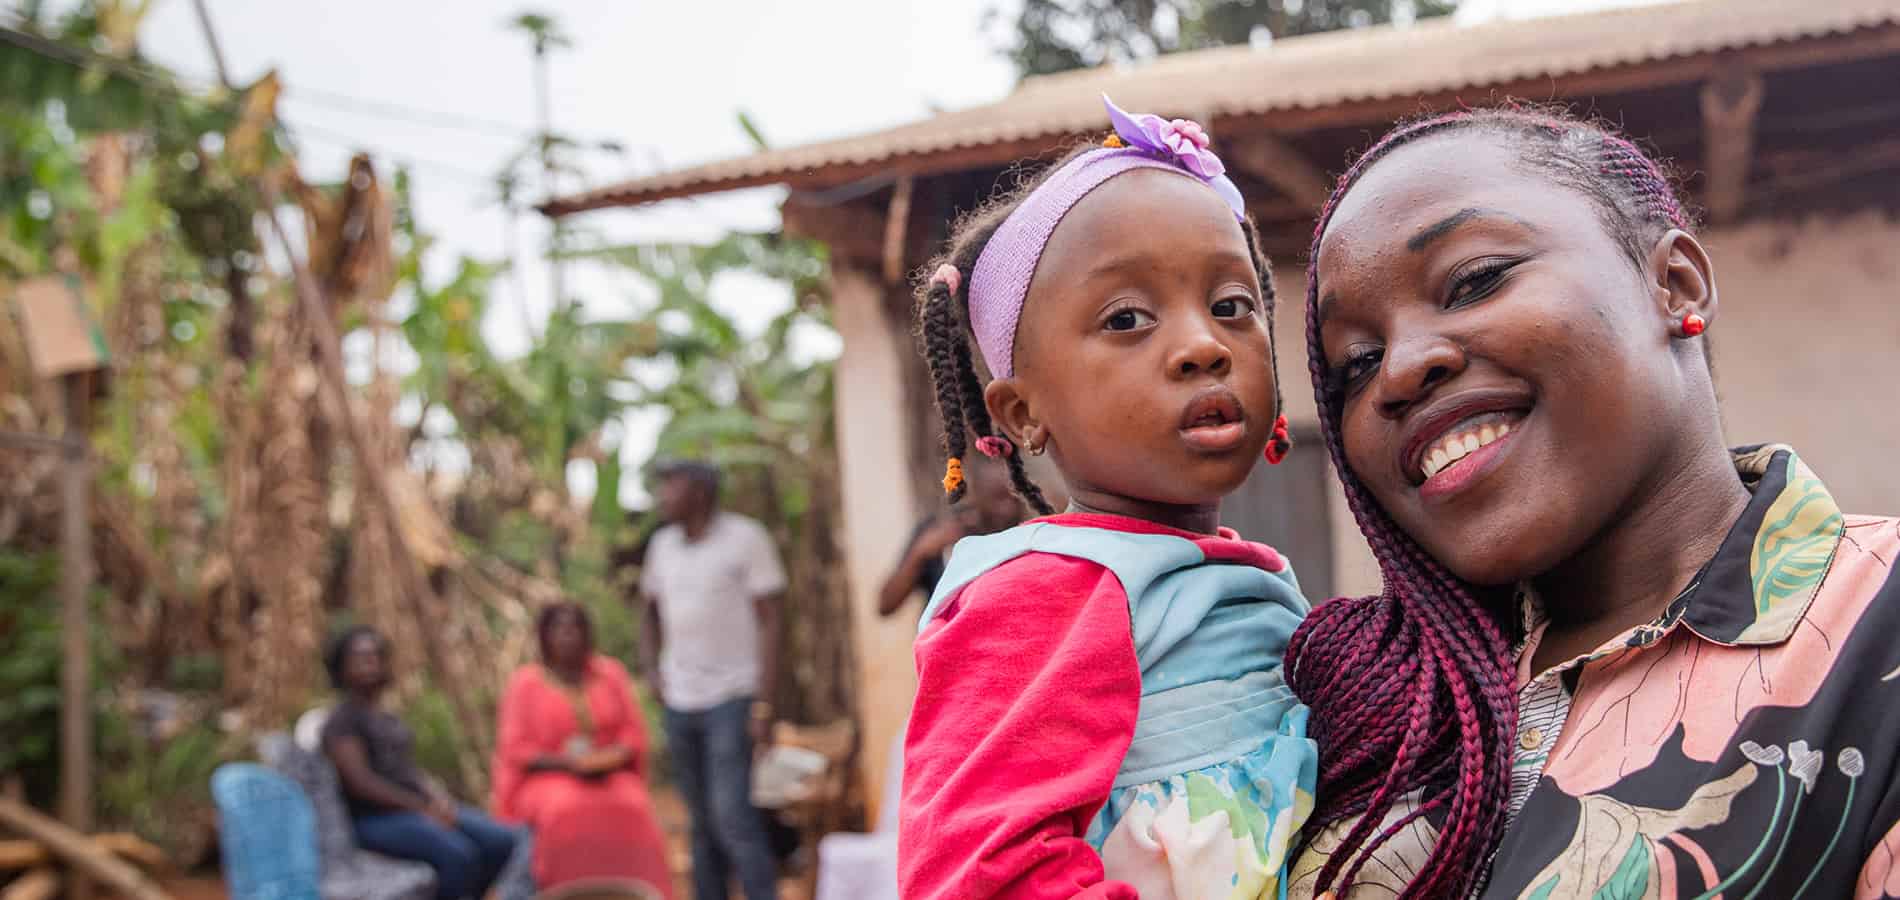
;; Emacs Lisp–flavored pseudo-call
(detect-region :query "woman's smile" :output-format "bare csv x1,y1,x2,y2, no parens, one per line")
1398,393,1534,502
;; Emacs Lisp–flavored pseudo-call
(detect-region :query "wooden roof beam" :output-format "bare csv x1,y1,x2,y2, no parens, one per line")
1700,67,1765,226
882,175,915,287
1223,133,1335,211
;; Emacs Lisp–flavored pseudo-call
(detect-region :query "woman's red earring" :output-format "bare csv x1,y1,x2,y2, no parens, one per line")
1264,415,1291,465
1681,313,1707,337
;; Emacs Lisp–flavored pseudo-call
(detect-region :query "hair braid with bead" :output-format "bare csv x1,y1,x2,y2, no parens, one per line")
915,135,1292,515
1285,104,1698,898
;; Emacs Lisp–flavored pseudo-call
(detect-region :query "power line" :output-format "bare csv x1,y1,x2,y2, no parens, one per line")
0,23,634,195
158,60,638,151
5,19,639,152
281,84,538,141
279,118,502,186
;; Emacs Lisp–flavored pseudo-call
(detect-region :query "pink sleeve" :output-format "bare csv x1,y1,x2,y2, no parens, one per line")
899,553,1142,900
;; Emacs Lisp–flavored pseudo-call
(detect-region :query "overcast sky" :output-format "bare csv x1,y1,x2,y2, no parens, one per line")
96,0,1670,505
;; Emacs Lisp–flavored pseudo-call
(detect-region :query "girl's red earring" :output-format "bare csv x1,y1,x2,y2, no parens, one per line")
1264,415,1291,465
1680,313,1707,337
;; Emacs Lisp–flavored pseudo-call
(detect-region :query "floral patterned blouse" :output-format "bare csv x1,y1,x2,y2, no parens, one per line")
1291,445,1900,899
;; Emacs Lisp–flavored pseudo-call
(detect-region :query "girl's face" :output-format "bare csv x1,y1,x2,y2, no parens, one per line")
988,169,1276,521
1314,132,1716,586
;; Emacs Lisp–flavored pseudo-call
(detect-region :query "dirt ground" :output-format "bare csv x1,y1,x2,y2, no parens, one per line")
151,784,814,900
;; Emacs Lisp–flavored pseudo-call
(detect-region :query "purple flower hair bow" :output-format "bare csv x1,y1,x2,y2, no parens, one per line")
1103,95,1247,217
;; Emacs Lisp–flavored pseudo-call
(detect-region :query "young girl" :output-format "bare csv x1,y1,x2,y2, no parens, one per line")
899,97,1319,900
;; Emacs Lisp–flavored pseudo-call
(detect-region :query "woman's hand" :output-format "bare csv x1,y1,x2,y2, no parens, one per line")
570,745,629,778
526,753,573,773
423,783,460,828
427,796,459,828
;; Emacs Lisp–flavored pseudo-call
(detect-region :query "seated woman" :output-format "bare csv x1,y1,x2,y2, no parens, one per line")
321,626,518,900
492,603,674,897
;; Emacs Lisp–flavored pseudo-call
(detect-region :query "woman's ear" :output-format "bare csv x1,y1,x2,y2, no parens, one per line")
1647,228,1717,333
985,378,1044,453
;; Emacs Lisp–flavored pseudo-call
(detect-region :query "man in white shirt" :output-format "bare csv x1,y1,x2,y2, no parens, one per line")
639,460,785,900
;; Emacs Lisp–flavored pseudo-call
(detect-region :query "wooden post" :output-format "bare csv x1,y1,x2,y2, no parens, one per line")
1225,133,1334,210
881,175,914,287
57,372,93,900
1700,67,1765,226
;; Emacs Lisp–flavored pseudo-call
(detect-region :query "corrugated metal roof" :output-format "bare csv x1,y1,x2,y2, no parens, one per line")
544,0,1900,216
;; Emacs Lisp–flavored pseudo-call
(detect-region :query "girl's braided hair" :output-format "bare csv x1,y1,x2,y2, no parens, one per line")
1285,104,1697,898
915,138,1293,515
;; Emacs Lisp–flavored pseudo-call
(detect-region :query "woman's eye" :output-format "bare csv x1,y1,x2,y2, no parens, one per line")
1211,296,1256,319
1328,347,1383,397
1345,349,1382,382
1447,261,1516,308
1104,308,1156,332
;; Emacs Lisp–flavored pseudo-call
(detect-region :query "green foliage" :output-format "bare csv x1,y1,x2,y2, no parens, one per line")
993,0,1459,78
98,721,227,852
0,550,125,791
405,687,471,795
0,550,64,779
507,10,573,56
0,1,840,835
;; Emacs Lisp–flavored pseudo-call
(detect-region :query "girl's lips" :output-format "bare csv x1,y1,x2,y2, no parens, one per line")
1181,420,1247,452
1179,386,1246,453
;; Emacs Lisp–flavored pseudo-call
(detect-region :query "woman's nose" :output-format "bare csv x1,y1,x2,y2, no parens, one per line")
1374,332,1466,418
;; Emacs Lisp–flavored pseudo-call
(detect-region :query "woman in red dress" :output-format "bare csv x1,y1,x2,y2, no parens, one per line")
492,603,674,896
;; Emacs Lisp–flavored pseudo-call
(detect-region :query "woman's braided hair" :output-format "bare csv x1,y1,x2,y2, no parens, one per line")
916,138,1293,515
1285,104,1697,898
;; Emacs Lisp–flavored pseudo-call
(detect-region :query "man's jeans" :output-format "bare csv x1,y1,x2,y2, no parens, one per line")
664,696,778,900
353,805,518,900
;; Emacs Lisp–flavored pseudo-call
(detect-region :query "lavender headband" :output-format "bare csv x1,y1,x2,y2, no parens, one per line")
967,95,1247,379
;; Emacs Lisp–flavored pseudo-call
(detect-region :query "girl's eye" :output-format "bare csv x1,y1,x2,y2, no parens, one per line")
1211,296,1256,319
1104,308,1157,332
1447,259,1519,309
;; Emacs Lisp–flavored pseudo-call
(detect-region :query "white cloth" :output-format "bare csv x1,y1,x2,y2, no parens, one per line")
294,705,332,753
641,512,787,712
813,729,905,900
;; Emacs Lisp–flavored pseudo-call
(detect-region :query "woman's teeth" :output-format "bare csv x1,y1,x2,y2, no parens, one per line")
1421,422,1512,479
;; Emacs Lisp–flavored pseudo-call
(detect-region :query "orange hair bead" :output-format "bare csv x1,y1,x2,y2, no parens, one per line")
941,457,964,494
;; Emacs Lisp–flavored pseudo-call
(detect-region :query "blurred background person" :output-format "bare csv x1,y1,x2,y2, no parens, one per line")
322,626,519,900
639,460,787,900
492,603,673,897
877,454,1026,619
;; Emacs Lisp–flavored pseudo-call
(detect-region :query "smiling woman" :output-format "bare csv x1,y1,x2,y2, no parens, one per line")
1284,107,1900,900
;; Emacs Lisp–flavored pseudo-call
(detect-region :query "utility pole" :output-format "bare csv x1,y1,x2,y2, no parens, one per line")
509,11,572,317
536,37,563,316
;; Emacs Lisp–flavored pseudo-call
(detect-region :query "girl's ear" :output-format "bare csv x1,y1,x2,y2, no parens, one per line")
984,378,1042,453
1646,228,1717,334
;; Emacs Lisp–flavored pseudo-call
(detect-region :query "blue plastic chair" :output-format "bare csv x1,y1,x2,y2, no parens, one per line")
212,762,323,900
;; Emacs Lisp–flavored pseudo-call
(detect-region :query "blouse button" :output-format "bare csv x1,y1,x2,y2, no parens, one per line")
1520,727,1546,752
